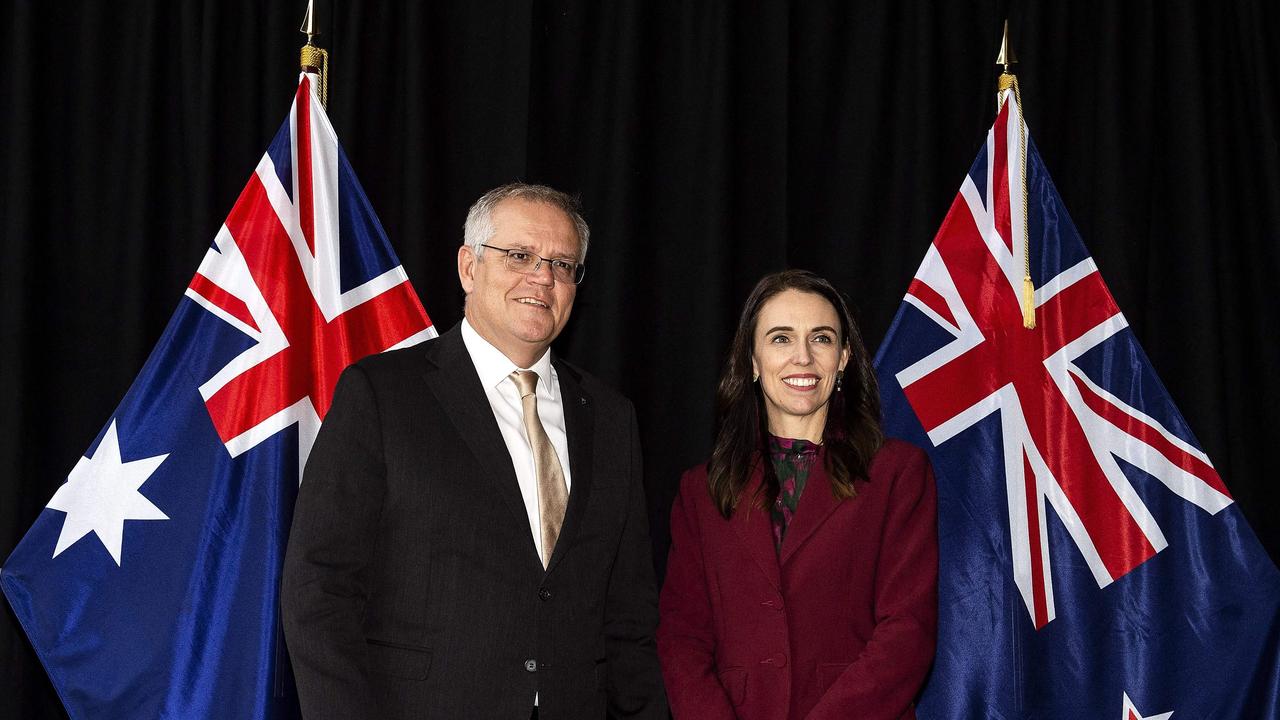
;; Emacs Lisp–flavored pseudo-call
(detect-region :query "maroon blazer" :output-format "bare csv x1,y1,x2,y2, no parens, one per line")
657,439,938,720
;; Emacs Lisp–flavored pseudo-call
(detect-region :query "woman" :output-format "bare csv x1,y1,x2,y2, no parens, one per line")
658,270,937,719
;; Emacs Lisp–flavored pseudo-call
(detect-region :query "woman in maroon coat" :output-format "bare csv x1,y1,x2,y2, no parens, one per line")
658,270,937,719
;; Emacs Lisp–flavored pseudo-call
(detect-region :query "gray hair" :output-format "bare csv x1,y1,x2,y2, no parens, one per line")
462,182,591,263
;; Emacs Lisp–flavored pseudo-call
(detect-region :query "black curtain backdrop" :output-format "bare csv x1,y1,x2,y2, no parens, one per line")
3,2,1278,718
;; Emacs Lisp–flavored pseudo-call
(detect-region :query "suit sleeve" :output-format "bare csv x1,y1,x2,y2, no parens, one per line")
657,470,739,720
805,447,939,720
281,364,387,720
602,404,671,718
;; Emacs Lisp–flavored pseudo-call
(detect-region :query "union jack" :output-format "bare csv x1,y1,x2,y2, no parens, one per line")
188,74,435,469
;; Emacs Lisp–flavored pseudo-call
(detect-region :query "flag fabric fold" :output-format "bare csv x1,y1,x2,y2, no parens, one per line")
873,94,1280,718
2,73,434,719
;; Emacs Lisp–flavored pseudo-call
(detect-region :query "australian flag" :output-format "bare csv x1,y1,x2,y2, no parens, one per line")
1,73,434,718
873,92,1280,718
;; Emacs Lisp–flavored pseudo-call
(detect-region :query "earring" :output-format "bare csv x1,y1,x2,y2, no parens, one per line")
752,371,759,383
835,371,844,392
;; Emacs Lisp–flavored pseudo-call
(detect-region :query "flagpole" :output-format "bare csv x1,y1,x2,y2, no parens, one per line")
299,0,329,107
995,20,1036,330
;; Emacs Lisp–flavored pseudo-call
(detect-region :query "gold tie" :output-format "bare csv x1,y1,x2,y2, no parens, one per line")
511,370,568,568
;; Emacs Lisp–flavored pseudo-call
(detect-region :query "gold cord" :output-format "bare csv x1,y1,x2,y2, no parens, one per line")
999,72,1036,330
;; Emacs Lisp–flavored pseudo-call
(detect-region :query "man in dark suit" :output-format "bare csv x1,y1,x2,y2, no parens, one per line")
281,183,668,719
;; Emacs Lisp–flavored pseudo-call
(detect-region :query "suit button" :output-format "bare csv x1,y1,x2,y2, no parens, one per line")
539,588,552,601
524,659,538,672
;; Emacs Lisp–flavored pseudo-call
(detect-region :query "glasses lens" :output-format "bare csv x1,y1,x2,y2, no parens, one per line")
503,250,535,272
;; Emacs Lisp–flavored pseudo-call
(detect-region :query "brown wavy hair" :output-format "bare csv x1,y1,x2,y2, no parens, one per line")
707,270,883,518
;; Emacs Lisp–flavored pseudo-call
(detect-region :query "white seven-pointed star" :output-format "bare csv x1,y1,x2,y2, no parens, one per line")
1122,692,1173,720
45,419,169,566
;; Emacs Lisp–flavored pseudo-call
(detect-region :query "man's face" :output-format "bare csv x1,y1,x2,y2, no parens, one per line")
458,198,580,366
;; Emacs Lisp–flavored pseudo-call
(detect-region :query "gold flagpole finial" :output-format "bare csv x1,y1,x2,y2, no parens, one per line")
996,19,1017,75
299,0,316,43
299,0,329,107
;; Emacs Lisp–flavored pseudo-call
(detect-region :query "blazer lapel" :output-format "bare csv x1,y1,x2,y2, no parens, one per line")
779,456,846,566
732,461,782,591
420,325,541,569
545,359,593,575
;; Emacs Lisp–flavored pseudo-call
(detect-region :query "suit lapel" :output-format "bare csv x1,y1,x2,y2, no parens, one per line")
420,325,541,569
545,359,593,575
779,455,846,566
732,461,782,591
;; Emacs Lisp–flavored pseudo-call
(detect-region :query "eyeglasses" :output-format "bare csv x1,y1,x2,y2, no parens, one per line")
479,244,586,285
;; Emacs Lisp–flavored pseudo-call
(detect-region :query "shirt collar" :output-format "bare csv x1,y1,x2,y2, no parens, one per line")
460,319,556,399
767,434,821,458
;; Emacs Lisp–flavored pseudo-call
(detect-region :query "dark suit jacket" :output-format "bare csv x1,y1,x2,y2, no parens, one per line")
657,440,937,720
282,324,667,719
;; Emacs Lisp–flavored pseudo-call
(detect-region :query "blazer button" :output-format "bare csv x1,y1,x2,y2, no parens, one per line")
524,659,538,672
538,587,552,601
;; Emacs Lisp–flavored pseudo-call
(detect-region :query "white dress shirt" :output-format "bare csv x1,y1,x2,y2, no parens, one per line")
460,319,573,563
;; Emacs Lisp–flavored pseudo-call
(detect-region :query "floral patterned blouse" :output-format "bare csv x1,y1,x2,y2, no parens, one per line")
767,434,820,552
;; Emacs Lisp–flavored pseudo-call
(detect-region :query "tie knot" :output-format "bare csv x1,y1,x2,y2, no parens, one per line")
511,370,538,399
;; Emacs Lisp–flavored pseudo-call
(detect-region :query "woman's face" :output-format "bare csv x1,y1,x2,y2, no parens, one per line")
751,289,850,438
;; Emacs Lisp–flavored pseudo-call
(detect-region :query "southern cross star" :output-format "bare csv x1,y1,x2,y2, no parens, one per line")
46,419,169,566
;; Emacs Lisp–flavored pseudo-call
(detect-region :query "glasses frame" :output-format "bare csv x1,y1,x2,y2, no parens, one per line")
478,243,587,285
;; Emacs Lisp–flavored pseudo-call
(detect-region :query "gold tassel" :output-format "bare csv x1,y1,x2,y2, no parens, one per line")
1022,275,1036,329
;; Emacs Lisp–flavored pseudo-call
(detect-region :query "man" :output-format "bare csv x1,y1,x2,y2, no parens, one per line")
282,183,668,719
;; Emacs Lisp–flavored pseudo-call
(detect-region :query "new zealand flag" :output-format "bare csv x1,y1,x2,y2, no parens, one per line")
874,93,1280,718
2,73,434,718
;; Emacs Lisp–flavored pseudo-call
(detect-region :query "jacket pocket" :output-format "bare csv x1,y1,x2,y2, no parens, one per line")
717,666,748,707
365,638,432,680
817,662,851,693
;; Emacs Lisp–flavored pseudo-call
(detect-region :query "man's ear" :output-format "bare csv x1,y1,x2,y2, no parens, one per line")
458,245,477,294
